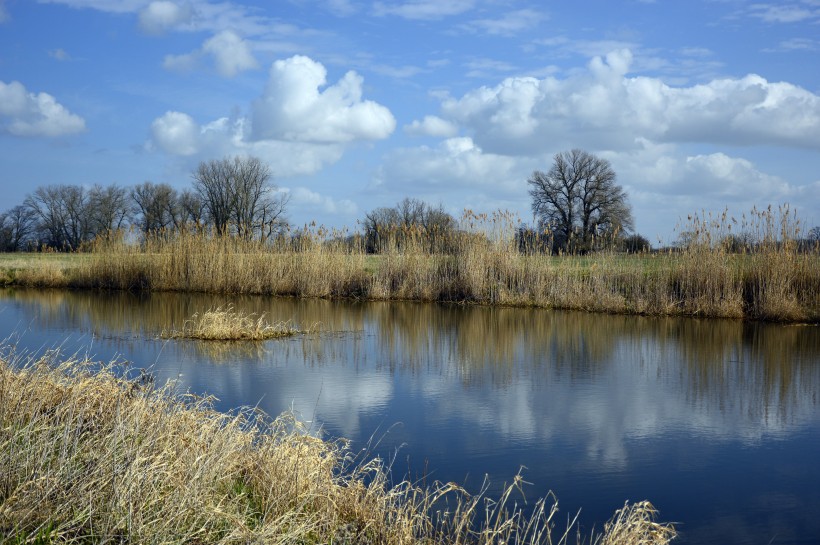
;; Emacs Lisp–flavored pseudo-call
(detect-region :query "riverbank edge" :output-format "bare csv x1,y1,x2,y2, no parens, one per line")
0,352,676,545
1,247,819,324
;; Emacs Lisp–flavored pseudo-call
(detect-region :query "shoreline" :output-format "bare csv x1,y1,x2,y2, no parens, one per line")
0,350,676,544
1,238,818,323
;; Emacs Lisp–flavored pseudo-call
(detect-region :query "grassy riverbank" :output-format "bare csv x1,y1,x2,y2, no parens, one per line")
2,209,818,322
0,351,675,545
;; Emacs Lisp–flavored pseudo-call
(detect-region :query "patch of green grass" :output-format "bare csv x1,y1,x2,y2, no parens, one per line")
0,252,89,269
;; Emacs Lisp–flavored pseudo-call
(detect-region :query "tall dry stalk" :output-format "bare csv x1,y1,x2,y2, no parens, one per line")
7,204,819,322
1,351,676,544
161,305,300,340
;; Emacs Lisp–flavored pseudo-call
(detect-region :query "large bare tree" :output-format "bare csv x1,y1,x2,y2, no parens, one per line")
88,184,132,236
0,205,37,251
131,182,180,234
25,185,93,250
192,156,288,238
528,149,633,252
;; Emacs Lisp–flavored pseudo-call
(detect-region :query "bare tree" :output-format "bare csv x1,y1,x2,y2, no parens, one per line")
178,189,206,230
528,149,633,253
622,233,651,253
131,182,179,235
88,184,132,236
258,193,290,241
229,156,281,238
25,185,92,250
362,198,456,253
0,205,37,251
192,156,288,238
192,160,232,235
419,203,456,253
363,206,400,253
62,185,91,249
25,186,65,249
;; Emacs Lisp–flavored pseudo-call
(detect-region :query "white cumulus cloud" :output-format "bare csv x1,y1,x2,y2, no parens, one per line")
748,3,820,23
404,115,458,137
202,30,258,77
378,136,522,194
606,141,818,239
163,51,199,72
439,49,820,154
251,55,395,143
138,1,193,34
325,0,357,16
680,153,792,199
464,8,546,36
289,187,359,215
0,80,86,137
149,113,347,176
164,30,258,77
150,111,200,155
150,55,394,178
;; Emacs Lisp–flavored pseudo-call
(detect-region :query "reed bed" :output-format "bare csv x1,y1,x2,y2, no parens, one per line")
6,205,819,322
161,305,300,341
0,350,676,545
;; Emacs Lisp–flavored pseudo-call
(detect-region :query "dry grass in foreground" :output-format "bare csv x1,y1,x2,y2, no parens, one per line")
161,305,301,341
0,350,676,545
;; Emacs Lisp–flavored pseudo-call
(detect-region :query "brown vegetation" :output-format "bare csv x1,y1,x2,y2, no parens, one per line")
0,351,676,544
4,206,819,323
161,305,300,341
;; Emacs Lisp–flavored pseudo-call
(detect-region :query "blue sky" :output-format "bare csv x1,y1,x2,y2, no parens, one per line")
1,0,819,242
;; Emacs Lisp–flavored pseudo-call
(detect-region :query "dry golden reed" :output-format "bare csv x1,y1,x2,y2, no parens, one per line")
0,351,676,545
161,305,300,340
6,204,819,322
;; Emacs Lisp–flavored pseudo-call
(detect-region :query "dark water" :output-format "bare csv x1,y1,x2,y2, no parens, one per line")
1,288,819,544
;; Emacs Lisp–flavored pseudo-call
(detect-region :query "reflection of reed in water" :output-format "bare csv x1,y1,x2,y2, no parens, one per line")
3,289,367,340
646,318,820,430
179,338,272,363
366,302,820,429
370,303,627,386
4,288,819,428
0,353,677,545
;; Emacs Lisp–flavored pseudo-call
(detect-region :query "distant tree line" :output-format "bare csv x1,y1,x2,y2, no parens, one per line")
2,148,693,256
0,156,288,251
1,149,644,255
361,151,641,256
362,197,457,253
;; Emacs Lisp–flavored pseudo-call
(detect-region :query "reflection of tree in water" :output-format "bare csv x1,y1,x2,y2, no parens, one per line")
368,302,820,429
646,318,820,431
525,310,627,381
4,288,819,427
1,289,370,366
369,303,627,386
366,303,526,385
4,289,367,340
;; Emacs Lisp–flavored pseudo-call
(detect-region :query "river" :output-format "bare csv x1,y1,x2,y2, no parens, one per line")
1,288,819,544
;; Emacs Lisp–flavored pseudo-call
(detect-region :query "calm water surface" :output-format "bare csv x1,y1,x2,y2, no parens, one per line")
1,288,819,544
